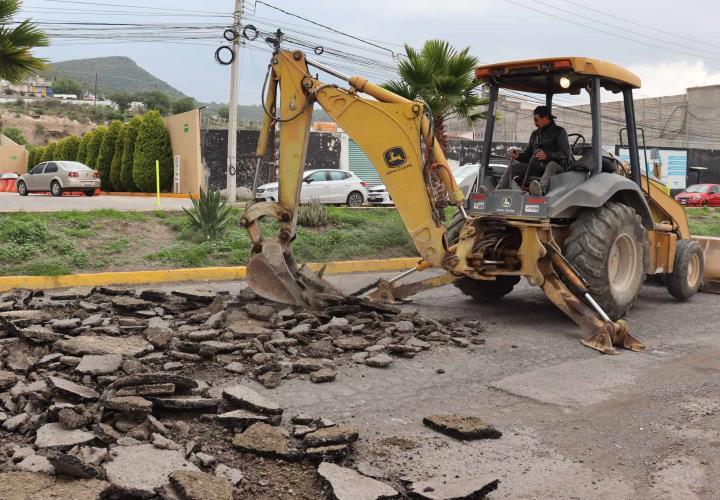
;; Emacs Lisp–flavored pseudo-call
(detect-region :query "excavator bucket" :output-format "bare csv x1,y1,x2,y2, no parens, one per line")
695,236,720,293
246,240,342,308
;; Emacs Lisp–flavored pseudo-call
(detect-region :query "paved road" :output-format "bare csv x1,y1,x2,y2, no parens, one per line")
158,272,720,499
0,192,194,212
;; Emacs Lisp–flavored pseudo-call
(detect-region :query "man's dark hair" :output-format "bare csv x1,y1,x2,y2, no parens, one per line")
533,105,556,120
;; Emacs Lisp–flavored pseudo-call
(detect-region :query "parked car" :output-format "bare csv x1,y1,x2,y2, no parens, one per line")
17,161,100,197
366,184,393,205
366,163,508,206
675,184,720,207
255,169,367,206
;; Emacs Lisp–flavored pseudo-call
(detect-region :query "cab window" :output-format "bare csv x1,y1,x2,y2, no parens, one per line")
44,163,58,174
30,163,46,174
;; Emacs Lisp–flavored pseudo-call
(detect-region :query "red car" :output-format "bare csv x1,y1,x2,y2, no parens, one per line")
675,184,720,207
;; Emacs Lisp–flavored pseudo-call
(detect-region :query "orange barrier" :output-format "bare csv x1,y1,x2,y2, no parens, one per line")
0,179,7,192
5,178,16,193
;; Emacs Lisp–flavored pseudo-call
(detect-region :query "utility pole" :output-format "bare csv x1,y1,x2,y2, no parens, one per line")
94,73,98,106
226,0,244,203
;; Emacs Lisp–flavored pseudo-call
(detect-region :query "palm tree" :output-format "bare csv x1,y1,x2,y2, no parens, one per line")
382,40,486,151
0,0,48,83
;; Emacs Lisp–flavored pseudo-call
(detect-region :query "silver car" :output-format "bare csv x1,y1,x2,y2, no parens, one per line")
17,161,101,197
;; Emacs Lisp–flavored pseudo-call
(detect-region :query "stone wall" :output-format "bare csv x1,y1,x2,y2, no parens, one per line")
201,130,341,191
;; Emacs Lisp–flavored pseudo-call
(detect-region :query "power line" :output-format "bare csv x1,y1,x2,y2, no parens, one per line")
561,0,720,51
505,0,720,64
252,0,397,57
533,0,720,58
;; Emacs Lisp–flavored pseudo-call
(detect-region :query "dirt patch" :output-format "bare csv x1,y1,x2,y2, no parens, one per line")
81,218,177,272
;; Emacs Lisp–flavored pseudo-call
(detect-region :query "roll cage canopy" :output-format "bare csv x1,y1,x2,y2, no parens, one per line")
475,57,644,190
474,57,641,95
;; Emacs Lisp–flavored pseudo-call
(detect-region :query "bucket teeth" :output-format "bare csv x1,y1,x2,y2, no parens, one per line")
246,241,341,308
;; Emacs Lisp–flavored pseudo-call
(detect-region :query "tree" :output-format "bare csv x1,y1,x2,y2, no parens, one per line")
77,131,92,163
110,124,126,190
0,1,49,84
120,116,142,191
27,146,38,169
40,142,56,162
51,76,83,97
138,91,172,115
84,126,105,170
217,105,229,119
97,120,122,191
133,110,172,192
109,91,134,114
53,137,68,159
381,40,486,151
58,136,81,160
2,126,26,145
172,96,196,114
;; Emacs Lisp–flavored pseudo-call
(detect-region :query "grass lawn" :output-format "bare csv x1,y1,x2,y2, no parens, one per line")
685,207,720,237
0,206,716,276
0,207,417,276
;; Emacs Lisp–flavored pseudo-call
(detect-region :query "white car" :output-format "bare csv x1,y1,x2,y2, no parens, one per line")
255,169,368,207
366,164,509,206
366,184,393,205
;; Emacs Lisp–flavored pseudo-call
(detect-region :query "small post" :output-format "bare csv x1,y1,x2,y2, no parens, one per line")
155,159,160,208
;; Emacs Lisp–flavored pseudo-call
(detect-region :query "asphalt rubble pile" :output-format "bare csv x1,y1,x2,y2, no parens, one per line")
0,285,493,499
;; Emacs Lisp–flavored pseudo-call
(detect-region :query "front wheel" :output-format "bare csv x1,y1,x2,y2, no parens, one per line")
454,275,521,301
17,181,28,196
666,240,703,300
51,181,63,197
564,202,648,320
84,190,96,197
346,191,364,207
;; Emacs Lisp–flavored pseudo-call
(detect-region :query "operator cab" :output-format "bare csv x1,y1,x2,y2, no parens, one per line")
468,57,646,220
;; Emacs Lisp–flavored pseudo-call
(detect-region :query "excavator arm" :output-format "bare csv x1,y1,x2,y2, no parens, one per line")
241,48,643,355
241,49,464,306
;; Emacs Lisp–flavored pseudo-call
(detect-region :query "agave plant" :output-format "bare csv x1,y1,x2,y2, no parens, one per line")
183,188,233,241
297,198,329,227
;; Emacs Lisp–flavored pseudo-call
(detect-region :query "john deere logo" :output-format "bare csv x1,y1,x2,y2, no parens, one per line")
501,197,512,208
383,147,407,167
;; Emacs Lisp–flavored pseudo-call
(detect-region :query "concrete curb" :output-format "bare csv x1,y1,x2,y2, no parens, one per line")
0,257,420,292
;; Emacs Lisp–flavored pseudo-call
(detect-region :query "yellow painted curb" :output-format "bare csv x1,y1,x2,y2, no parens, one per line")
0,257,420,292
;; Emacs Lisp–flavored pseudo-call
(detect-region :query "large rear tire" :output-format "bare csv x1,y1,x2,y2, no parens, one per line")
666,239,703,300
454,276,521,302
564,202,648,320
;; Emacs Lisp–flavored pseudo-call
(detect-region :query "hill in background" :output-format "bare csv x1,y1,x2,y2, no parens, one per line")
40,56,186,99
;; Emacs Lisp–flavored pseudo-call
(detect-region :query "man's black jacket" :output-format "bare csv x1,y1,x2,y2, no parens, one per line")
517,122,571,167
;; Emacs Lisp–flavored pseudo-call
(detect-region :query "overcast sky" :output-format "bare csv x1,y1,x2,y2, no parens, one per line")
19,0,720,104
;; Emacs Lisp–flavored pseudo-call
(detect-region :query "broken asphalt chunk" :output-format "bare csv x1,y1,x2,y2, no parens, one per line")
422,414,502,440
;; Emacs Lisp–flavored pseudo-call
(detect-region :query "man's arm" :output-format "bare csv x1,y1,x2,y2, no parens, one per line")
517,131,535,162
547,126,570,165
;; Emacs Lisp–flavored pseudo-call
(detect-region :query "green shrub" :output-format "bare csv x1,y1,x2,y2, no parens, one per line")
120,116,142,191
59,136,81,161
132,110,172,192
97,120,122,191
84,126,105,170
77,132,91,163
182,188,233,241
3,127,26,145
110,124,127,191
40,142,56,163
53,137,68,160
27,147,38,169
297,198,329,227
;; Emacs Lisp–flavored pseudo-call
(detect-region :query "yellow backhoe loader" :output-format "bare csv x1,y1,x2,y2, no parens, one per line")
241,39,718,354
